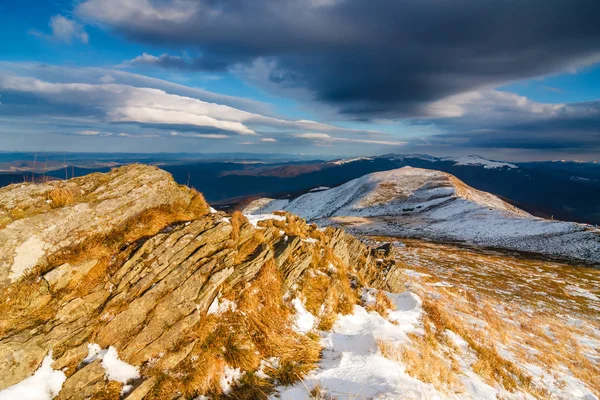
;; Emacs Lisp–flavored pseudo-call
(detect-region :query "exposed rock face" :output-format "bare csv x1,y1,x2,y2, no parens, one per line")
0,165,380,399
0,164,204,287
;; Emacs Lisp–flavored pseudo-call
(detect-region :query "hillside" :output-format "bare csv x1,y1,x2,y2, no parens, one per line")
245,166,600,264
0,164,598,400
0,165,385,399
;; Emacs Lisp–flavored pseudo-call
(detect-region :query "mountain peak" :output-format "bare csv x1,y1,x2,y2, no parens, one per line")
245,166,599,264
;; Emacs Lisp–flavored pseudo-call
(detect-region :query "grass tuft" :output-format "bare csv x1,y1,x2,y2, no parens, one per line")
47,187,74,208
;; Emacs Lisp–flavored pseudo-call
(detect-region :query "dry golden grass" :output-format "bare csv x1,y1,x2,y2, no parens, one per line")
89,380,123,400
366,291,395,316
230,210,247,241
224,373,273,399
46,187,74,208
145,260,322,398
234,230,266,264
299,247,360,331
378,328,463,394
308,385,338,400
360,182,408,207
422,299,533,393
0,271,56,337
375,237,600,397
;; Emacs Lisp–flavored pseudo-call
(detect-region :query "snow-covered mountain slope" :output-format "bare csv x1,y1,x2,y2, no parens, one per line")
445,155,518,169
245,166,600,264
341,153,518,169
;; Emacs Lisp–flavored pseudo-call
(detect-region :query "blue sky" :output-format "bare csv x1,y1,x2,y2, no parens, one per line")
0,0,599,160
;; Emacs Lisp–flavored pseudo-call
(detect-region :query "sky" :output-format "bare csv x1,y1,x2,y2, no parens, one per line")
0,0,599,161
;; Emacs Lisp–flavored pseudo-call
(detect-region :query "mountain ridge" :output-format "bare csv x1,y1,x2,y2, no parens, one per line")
245,166,600,264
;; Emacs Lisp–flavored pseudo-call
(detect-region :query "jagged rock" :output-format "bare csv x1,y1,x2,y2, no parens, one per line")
43,260,98,292
0,165,382,399
0,164,203,287
373,243,394,259
56,360,106,400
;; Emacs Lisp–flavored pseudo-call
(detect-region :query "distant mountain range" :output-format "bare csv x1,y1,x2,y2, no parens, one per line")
0,152,599,225
216,153,600,225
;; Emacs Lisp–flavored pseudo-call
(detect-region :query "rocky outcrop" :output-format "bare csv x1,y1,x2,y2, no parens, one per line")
0,164,208,287
0,165,381,399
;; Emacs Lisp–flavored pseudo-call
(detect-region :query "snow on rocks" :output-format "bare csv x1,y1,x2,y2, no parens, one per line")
244,213,286,228
0,352,66,400
207,296,237,315
83,344,140,385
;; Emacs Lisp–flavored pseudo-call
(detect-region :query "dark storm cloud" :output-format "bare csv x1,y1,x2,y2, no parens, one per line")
78,0,600,118
425,100,600,151
121,53,231,72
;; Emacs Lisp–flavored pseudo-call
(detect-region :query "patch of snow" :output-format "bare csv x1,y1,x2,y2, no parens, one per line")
309,186,331,192
275,292,439,399
291,298,315,334
209,206,218,213
101,347,140,384
449,155,517,169
220,366,242,394
207,296,237,315
327,263,337,273
242,198,290,215
432,281,454,288
82,344,139,385
0,352,66,400
244,213,286,228
566,285,599,301
301,238,318,244
330,157,373,165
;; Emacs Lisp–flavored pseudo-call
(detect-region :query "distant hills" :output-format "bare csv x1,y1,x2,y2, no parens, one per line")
0,152,598,225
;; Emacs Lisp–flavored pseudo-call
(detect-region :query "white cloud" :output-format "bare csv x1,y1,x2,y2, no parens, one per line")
118,133,159,138
99,74,115,84
260,137,277,142
0,75,258,135
294,133,406,146
425,90,565,120
170,131,228,139
47,15,88,44
76,130,101,136
77,0,196,25
0,62,272,115
0,67,389,139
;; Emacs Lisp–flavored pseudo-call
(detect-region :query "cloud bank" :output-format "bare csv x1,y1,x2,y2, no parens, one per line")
76,0,600,119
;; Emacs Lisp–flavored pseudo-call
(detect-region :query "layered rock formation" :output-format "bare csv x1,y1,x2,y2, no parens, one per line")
0,165,389,399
